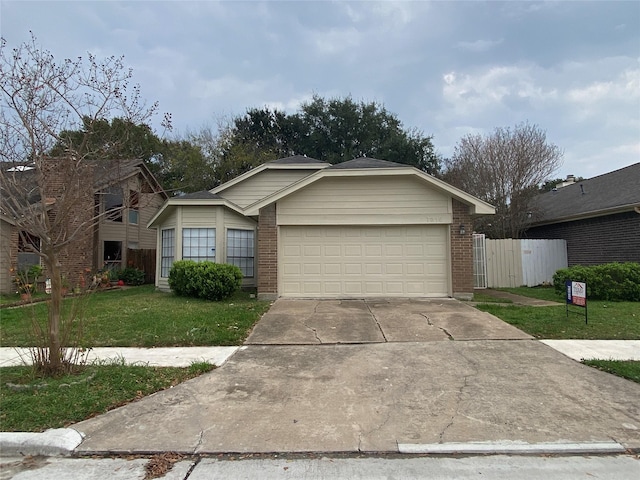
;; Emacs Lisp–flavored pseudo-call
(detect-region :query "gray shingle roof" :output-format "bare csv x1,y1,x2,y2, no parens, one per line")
178,191,223,200
530,162,640,224
327,158,407,169
267,155,328,165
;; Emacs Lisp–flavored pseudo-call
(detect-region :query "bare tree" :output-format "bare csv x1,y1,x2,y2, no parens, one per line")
0,34,166,375
442,122,563,238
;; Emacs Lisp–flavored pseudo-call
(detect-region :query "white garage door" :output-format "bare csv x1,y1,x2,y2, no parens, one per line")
280,225,449,298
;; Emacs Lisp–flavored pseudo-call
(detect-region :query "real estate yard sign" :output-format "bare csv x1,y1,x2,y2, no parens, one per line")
565,280,588,324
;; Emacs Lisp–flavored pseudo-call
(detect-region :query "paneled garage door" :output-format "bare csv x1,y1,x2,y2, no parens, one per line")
280,225,449,297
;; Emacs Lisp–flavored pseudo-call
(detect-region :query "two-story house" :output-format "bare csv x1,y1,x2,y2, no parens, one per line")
0,158,167,294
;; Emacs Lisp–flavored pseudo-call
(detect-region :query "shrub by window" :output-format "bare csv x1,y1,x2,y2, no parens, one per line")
168,260,242,301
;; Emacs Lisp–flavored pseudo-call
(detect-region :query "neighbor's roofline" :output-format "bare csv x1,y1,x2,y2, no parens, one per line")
244,166,495,216
530,203,640,227
210,162,330,195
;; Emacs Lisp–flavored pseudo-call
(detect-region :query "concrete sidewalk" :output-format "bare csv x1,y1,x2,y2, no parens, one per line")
0,346,239,368
3,340,636,369
540,340,640,361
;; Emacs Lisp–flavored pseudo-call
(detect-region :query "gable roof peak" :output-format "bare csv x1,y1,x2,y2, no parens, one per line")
328,157,407,169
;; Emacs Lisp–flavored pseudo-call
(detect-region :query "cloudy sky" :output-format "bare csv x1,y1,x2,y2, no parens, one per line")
1,1,638,179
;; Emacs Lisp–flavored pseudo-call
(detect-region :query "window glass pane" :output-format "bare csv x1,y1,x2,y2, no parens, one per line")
128,209,139,225
182,228,215,262
161,229,175,277
104,187,123,222
226,229,255,277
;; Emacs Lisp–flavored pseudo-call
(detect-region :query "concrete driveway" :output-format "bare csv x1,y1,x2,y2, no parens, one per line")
72,297,640,455
246,298,532,344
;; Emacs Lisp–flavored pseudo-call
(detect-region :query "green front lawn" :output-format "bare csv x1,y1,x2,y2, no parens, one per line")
582,360,640,383
1,361,214,432
0,285,271,347
497,286,563,302
1,285,271,432
477,301,639,340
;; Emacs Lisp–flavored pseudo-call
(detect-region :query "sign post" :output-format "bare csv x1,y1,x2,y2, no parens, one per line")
565,280,588,324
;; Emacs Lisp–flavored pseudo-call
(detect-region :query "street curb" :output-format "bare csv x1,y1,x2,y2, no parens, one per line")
0,428,84,457
398,441,627,455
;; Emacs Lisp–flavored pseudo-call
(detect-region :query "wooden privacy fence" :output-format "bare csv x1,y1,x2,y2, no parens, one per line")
473,236,567,288
126,249,156,284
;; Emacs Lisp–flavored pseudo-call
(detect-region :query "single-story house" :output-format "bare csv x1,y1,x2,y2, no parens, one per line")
148,156,495,300
525,162,640,266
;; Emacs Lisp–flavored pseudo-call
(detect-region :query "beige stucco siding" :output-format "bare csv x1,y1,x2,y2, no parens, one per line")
221,170,314,208
277,176,453,226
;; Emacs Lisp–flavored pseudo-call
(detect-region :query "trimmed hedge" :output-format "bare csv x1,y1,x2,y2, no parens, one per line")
552,262,640,301
168,260,243,301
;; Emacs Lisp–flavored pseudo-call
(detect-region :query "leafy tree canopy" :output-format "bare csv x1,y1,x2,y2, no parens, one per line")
52,117,217,194
226,95,440,174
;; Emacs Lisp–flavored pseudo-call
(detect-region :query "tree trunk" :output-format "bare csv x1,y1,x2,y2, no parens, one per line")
46,256,63,373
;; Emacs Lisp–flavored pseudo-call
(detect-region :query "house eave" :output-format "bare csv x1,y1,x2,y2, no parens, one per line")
147,198,245,229
244,167,496,216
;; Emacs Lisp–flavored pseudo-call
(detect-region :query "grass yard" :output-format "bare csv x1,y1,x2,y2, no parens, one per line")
582,360,640,384
497,286,563,302
0,286,271,431
476,301,639,340
471,292,512,303
0,361,214,432
0,285,271,347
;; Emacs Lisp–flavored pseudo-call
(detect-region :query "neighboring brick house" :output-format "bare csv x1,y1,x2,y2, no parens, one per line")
0,159,167,294
525,162,640,266
148,156,495,300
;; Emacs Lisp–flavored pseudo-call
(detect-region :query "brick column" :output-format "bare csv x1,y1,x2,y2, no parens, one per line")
257,203,278,300
451,199,473,300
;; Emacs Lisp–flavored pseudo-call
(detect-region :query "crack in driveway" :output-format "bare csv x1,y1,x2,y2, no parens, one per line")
365,300,388,342
439,348,478,443
357,407,393,451
420,313,454,340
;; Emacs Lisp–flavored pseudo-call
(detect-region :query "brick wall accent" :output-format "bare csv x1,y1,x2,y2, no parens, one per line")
526,211,640,266
41,158,95,286
451,199,473,299
257,203,278,300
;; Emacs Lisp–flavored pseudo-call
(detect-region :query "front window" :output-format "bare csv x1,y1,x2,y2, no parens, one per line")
104,187,123,222
17,231,41,272
103,241,122,270
161,229,175,277
182,228,216,262
128,210,139,225
227,229,254,277
128,190,139,225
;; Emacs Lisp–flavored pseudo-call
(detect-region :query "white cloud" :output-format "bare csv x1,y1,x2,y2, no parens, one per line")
313,27,362,56
456,39,503,52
